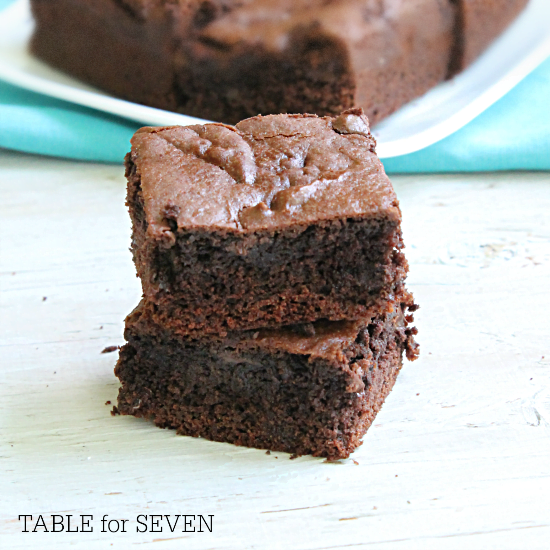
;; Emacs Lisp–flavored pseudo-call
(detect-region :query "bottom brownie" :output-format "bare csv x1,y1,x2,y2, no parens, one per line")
115,299,418,459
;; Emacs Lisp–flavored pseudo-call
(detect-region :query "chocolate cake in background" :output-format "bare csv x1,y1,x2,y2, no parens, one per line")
172,0,456,125
30,0,529,125
114,110,419,458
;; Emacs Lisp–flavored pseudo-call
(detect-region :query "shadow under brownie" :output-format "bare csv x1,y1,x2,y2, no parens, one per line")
126,110,409,334
115,296,418,459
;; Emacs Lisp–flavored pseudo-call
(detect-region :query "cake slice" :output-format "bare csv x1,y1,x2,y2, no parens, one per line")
115,295,418,459
126,109,409,334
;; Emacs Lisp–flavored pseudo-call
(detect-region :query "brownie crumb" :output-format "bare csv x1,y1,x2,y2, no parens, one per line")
42,297,47,301
265,450,271,455
105,400,112,405
111,406,120,416
101,345,119,354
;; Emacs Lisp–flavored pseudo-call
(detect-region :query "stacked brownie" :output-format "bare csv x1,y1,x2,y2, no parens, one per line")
115,109,419,459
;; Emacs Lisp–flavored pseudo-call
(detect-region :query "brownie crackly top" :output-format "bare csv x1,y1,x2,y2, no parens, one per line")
129,109,400,235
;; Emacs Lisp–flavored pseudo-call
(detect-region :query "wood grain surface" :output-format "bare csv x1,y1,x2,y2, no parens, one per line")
1,149,549,549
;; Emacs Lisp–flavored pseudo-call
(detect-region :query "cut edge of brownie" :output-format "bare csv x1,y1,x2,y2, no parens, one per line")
176,17,358,125
115,297,419,459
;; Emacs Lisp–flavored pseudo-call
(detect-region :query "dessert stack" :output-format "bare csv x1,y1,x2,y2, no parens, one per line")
115,109,418,459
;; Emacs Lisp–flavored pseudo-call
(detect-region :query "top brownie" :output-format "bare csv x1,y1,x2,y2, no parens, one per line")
126,109,410,334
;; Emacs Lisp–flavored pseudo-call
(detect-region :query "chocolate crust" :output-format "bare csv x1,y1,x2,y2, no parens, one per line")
115,299,418,459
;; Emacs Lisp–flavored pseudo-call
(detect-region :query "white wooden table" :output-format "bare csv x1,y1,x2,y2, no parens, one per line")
1,149,549,549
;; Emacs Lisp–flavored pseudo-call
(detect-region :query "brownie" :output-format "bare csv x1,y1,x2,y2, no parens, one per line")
116,108,420,457
29,0,179,112
29,0,451,125
126,110,409,334
174,0,456,125
115,295,419,459
449,0,530,75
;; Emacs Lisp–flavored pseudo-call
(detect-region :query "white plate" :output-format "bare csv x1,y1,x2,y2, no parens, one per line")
1,0,549,158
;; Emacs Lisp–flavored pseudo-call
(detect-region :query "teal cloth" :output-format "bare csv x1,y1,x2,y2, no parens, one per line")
383,56,550,173
1,0,549,171
0,80,139,163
